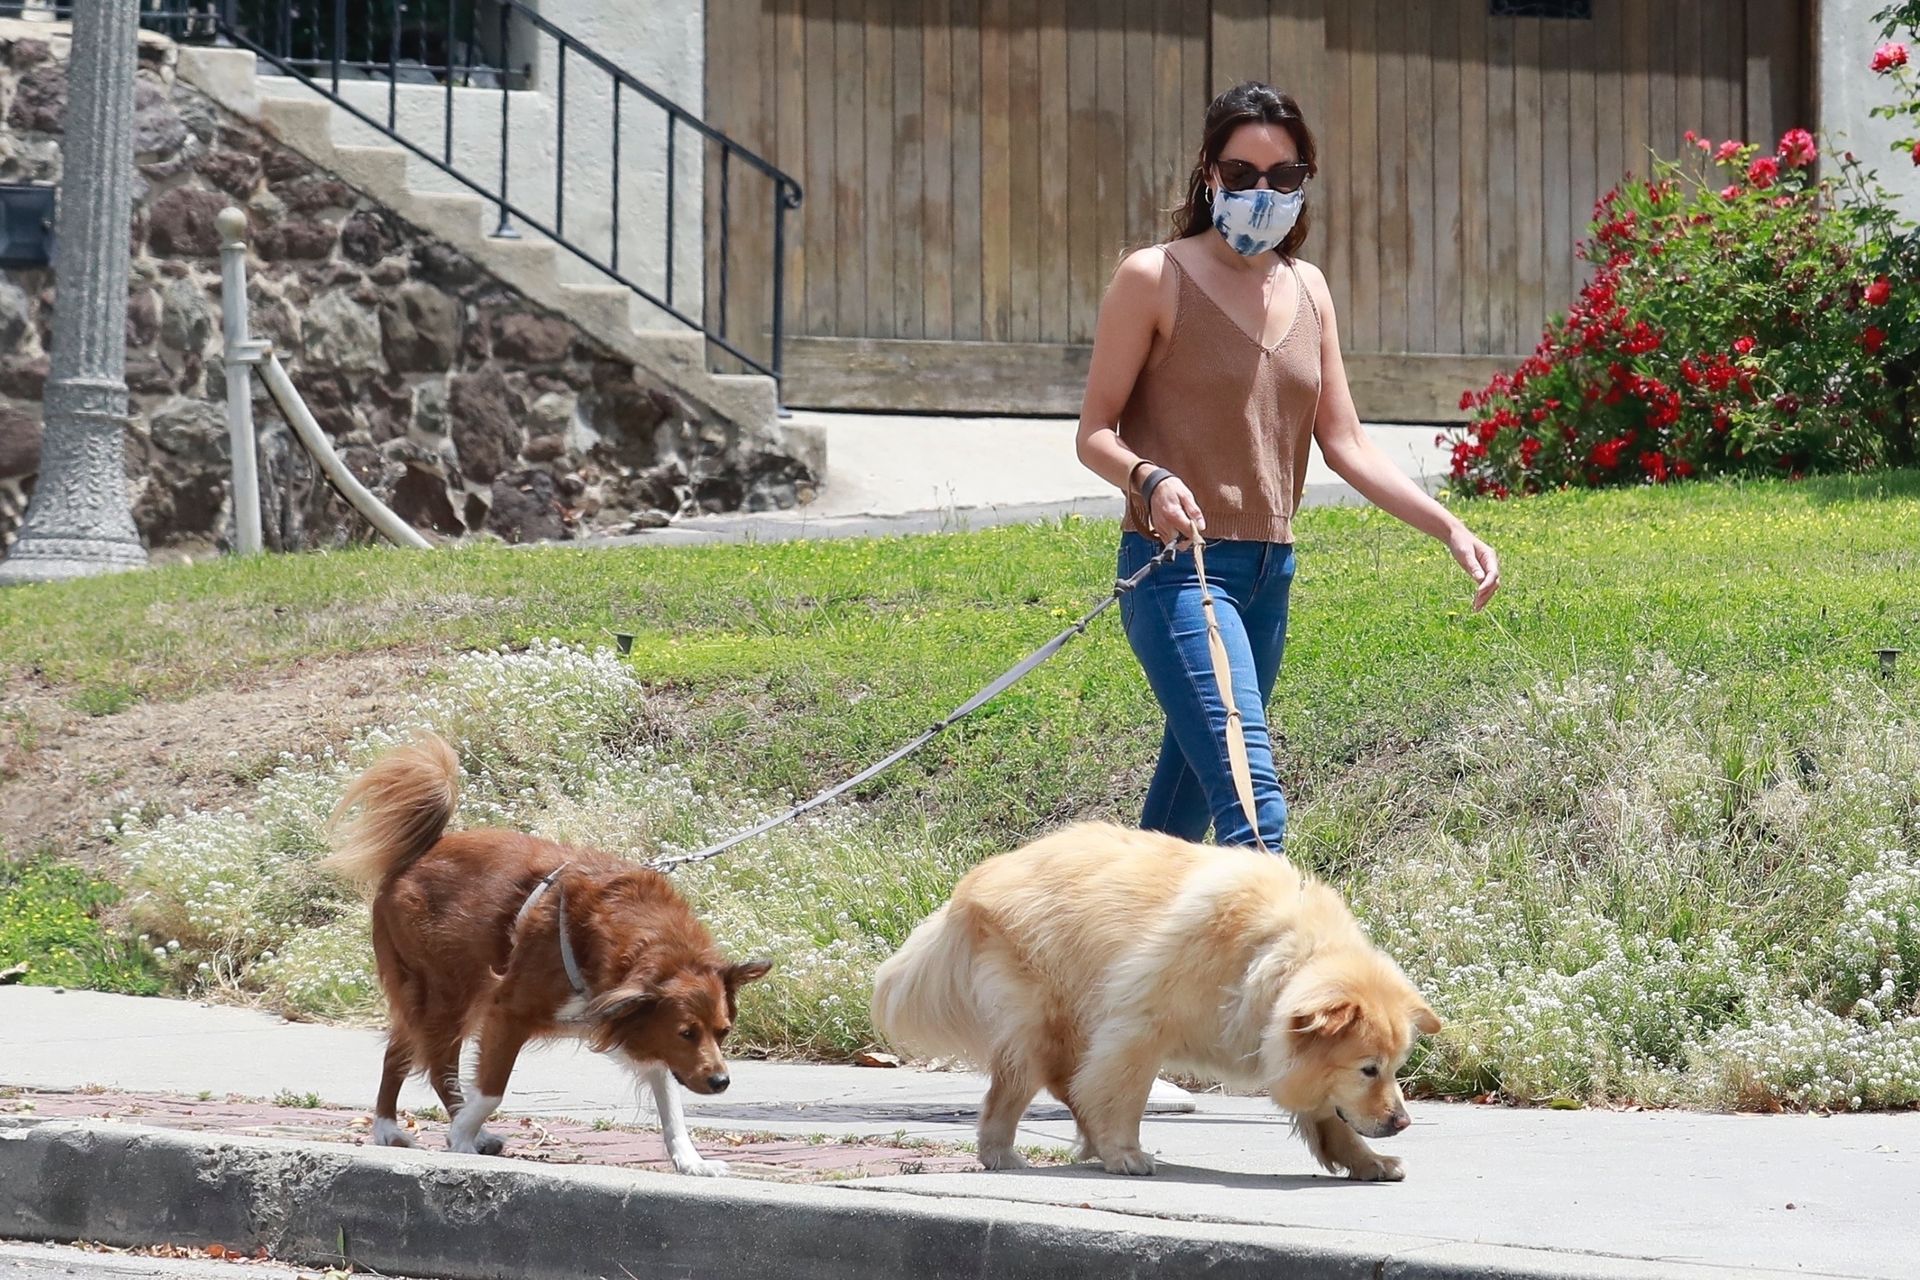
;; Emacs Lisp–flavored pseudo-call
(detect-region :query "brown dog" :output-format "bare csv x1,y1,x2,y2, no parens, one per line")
872,822,1440,1180
325,734,771,1175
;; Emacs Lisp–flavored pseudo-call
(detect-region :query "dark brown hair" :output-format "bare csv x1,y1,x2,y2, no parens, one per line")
1169,82,1318,260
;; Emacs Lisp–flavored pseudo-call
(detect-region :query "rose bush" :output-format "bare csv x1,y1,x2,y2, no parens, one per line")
1448,129,1917,497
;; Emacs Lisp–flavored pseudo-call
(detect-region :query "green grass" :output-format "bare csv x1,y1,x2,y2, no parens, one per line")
5,472,1919,845
0,850,163,994
7,471,1920,1108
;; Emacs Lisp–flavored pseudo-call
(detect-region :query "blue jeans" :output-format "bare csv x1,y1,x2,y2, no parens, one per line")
1117,532,1294,850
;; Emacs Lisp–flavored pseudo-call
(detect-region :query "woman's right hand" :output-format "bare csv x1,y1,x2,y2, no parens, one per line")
1149,476,1206,546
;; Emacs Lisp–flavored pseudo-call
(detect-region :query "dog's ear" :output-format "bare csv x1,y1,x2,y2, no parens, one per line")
724,957,774,989
1288,996,1361,1039
588,981,660,1023
1410,1003,1442,1036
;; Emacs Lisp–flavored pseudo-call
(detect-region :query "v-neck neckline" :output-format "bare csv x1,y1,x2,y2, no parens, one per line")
1170,249,1304,353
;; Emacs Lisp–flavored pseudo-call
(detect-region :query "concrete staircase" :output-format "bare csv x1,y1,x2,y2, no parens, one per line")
173,46,821,474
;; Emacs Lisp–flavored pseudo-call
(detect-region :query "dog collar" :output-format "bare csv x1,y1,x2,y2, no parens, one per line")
513,865,591,1001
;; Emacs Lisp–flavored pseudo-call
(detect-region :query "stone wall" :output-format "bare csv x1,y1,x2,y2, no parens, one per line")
0,23,815,560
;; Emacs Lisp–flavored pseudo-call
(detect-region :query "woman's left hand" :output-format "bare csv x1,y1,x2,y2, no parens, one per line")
1447,526,1501,612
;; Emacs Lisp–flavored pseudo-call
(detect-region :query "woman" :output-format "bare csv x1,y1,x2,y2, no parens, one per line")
1078,81,1500,854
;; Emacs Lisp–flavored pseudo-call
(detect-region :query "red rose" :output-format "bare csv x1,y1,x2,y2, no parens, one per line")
1673,460,1695,478
1778,128,1817,168
1747,156,1780,188
1459,389,1476,411
1733,336,1757,356
1520,437,1543,467
1866,277,1892,307
1591,438,1629,469
1863,325,1887,354
1640,451,1670,482
1912,139,1920,166
1872,42,1910,73
1714,140,1743,163
1721,184,1744,201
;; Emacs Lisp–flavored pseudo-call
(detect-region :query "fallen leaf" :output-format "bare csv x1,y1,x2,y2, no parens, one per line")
854,1051,902,1069
0,964,26,985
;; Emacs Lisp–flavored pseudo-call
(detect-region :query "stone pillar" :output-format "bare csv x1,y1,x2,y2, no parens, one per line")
0,0,149,584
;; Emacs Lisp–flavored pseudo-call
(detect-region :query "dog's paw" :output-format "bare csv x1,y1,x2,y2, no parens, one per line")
1345,1155,1405,1182
371,1118,416,1148
979,1146,1030,1171
446,1128,503,1156
674,1155,730,1178
1101,1146,1156,1176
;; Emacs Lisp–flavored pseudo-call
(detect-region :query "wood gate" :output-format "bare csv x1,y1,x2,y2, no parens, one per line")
704,0,1808,419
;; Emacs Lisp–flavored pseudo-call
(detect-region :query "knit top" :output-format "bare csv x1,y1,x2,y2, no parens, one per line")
1118,252,1323,544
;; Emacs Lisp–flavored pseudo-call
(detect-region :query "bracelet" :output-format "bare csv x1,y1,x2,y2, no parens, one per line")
1127,459,1155,493
1139,468,1175,511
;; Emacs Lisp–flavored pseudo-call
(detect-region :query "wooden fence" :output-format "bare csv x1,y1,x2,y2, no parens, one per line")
705,0,1808,417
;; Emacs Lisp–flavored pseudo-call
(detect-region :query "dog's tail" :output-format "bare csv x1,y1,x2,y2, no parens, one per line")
870,902,989,1059
323,733,460,897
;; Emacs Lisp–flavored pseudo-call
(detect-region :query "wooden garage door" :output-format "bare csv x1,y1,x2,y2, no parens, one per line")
704,1,1807,415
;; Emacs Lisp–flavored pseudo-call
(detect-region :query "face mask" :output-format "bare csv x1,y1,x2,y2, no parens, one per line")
1208,184,1304,257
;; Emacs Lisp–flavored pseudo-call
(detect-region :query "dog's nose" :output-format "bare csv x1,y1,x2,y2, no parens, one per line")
705,1073,730,1094
1387,1111,1411,1134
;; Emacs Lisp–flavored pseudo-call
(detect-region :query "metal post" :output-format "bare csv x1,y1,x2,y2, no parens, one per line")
610,79,621,273
553,43,565,237
490,0,517,238
0,0,148,584
216,208,262,556
331,0,344,92
664,117,675,307
772,181,790,383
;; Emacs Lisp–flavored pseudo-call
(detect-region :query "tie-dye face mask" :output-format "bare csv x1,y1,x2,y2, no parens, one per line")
1208,185,1303,257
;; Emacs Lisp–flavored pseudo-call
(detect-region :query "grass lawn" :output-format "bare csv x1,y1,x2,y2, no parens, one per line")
4,470,1919,1109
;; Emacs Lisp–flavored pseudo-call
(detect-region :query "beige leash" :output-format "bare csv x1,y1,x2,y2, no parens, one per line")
1188,536,1271,854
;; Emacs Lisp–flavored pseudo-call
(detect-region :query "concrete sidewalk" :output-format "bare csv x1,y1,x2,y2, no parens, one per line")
5,987,1917,1278
596,414,1450,546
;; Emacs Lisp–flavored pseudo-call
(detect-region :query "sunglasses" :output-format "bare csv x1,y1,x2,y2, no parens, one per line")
1215,159,1312,193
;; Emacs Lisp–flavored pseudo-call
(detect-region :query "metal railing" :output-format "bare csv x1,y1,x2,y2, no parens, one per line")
34,0,802,386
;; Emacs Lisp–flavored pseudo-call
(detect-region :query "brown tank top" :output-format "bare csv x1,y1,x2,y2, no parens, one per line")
1118,252,1323,544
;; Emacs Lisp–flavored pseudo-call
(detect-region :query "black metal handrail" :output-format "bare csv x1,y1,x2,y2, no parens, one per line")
48,0,802,387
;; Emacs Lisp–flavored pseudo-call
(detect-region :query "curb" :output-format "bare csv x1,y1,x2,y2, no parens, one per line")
0,1120,1833,1280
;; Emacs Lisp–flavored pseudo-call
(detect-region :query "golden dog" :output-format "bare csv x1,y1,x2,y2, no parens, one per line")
872,822,1440,1180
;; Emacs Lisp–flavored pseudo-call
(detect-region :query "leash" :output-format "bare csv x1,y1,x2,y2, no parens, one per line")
649,540,1182,873
1189,536,1271,854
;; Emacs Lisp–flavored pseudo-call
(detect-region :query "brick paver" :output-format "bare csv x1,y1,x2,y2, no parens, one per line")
0,1088,980,1183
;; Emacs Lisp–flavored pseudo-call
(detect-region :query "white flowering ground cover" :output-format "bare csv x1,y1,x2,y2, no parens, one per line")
110,640,1920,1112
7,473,1920,1110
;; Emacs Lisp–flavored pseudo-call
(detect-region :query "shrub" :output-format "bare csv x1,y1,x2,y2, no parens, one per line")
1450,132,1916,497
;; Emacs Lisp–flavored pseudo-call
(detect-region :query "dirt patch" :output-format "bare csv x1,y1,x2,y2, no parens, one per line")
0,653,427,866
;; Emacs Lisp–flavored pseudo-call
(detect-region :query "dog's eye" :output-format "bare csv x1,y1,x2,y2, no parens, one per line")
1360,1064,1380,1078
679,1026,697,1042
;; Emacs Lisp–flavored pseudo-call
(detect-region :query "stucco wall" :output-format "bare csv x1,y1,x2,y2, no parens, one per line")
272,0,707,331
1819,0,1920,213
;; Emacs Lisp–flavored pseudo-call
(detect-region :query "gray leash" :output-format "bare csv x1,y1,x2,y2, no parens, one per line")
649,541,1180,873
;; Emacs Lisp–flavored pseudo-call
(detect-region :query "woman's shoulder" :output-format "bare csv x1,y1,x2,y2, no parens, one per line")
1115,242,1175,282
1289,257,1335,311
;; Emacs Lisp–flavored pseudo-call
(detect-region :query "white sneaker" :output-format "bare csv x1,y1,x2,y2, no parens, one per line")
1145,1077,1198,1114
